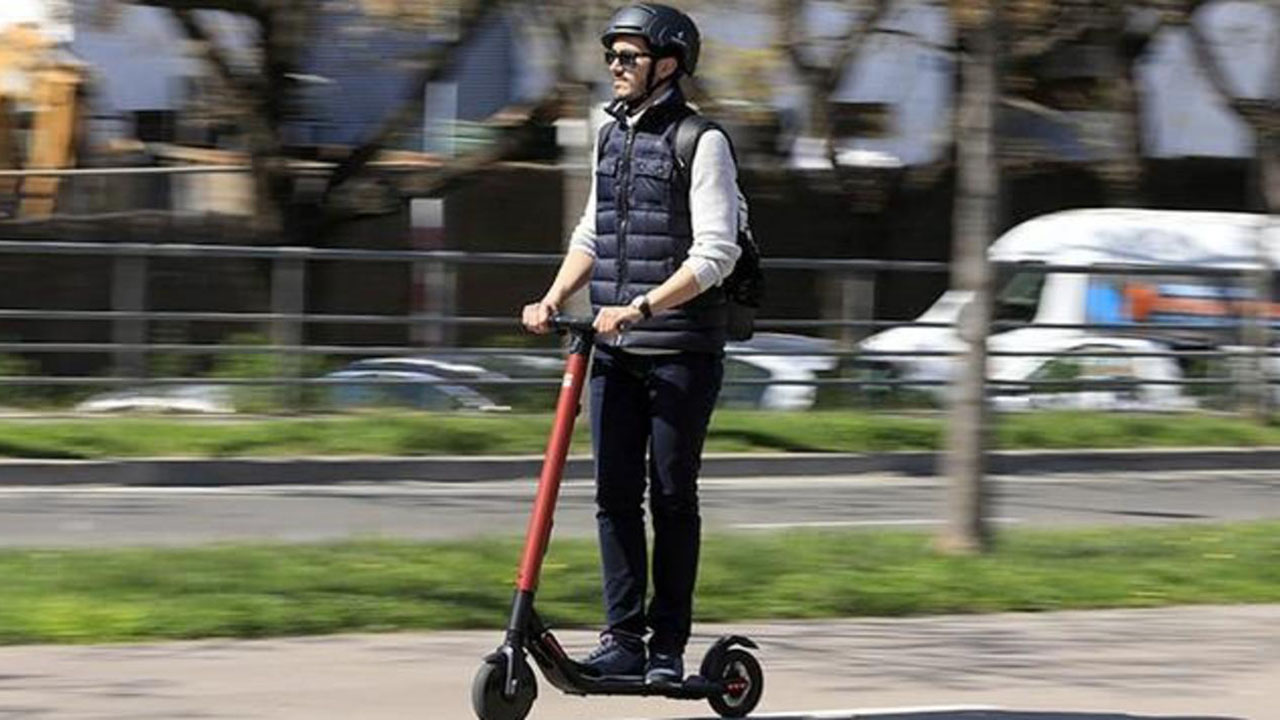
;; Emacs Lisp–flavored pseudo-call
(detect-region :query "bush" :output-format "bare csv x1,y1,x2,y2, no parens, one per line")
205,333,339,413
0,354,59,409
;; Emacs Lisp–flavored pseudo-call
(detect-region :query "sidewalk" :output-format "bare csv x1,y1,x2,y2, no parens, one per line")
1,605,1274,719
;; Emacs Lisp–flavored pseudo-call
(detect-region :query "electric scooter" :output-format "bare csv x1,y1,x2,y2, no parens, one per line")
472,315,764,720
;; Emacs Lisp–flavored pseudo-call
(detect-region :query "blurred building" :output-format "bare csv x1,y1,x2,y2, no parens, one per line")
2,0,1278,374
66,1,241,146
1140,0,1276,160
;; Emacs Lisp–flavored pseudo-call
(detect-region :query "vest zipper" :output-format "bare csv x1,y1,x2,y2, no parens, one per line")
616,123,638,303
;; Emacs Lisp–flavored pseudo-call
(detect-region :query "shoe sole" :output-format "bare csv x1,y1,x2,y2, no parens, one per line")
644,672,683,686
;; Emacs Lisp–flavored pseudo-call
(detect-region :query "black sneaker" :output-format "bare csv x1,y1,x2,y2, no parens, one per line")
644,650,684,686
579,631,645,677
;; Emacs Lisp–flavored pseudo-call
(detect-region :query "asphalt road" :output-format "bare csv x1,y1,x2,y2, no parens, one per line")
2,605,1275,719
0,470,1276,547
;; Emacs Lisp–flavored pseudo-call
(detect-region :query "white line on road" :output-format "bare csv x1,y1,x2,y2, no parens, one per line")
616,706,1004,720
731,518,1023,530
0,476,925,496
752,706,1004,719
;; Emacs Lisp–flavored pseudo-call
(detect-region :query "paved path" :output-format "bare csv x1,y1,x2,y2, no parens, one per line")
0,470,1276,547
1,605,1275,719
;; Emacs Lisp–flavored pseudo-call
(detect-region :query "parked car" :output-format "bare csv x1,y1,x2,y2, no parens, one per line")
986,334,1195,412
74,384,236,414
721,333,838,410
859,208,1278,411
323,357,511,412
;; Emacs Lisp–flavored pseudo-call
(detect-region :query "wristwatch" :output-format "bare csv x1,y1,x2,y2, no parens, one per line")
630,294,652,319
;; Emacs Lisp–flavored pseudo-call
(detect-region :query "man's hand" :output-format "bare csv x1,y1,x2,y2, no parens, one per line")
521,298,559,334
594,305,644,335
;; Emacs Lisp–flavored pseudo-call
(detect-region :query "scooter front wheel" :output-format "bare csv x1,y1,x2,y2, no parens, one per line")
471,658,536,720
705,647,763,718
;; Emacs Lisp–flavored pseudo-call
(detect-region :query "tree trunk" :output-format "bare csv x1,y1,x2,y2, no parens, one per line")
1108,18,1145,208
939,1,1000,555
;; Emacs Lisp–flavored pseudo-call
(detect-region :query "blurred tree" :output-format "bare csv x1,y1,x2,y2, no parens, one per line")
776,0,894,165
964,0,1165,204
939,0,999,555
1181,0,1280,213
701,41,783,110
90,0,561,239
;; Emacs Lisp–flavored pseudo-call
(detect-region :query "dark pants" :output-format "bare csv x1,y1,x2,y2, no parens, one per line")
589,346,724,655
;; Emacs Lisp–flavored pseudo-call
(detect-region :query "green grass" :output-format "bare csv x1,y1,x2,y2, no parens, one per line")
0,522,1276,645
3,411,1280,459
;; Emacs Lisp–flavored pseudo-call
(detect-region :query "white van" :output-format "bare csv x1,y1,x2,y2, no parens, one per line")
860,209,1278,410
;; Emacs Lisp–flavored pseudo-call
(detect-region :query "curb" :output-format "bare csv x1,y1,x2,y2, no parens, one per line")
2,448,1279,487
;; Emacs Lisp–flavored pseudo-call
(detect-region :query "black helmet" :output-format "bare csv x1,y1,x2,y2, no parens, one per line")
601,3,701,76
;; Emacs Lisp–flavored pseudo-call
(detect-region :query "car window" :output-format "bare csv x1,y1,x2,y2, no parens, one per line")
1028,346,1138,383
993,272,1045,323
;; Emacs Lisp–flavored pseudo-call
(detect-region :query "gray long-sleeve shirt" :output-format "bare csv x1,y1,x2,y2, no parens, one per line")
568,101,742,293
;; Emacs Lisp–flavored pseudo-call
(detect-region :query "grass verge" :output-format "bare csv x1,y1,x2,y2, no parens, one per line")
1,522,1276,645
4,411,1280,459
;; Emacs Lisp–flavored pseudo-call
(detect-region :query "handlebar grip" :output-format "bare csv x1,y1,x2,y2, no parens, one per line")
549,314,596,335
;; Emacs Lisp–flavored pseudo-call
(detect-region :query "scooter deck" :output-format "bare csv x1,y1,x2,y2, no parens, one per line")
547,671,720,700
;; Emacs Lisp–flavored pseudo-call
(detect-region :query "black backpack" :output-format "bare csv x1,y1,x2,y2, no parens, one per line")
673,115,764,341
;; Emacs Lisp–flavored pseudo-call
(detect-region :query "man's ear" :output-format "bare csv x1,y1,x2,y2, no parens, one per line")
655,56,679,83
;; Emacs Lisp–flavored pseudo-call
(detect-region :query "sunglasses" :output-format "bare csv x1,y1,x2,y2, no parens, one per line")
604,50,652,69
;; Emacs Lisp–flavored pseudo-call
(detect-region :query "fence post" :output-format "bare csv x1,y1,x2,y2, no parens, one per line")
411,198,455,347
111,249,148,380
271,251,306,411
1249,219,1276,422
837,271,875,347
1243,262,1273,422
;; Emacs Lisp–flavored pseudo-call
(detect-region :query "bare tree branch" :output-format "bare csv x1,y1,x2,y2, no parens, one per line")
396,87,565,198
1182,6,1242,114
778,0,894,149
1006,1,1095,63
823,0,893,94
778,2,821,78
170,9,262,115
321,0,509,200
122,0,266,20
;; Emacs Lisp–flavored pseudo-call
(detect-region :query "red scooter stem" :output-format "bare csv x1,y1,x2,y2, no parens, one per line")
516,340,591,592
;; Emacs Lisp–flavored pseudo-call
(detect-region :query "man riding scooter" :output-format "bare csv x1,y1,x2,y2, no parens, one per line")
521,1,742,687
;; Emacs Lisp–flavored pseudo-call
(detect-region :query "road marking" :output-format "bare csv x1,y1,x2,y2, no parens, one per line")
616,706,1004,720
0,476,928,497
749,706,1003,719
731,518,1023,530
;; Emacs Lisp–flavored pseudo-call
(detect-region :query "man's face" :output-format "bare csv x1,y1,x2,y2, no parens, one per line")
607,36,675,102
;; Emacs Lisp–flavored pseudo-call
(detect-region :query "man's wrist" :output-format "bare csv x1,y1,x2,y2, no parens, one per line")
630,294,652,319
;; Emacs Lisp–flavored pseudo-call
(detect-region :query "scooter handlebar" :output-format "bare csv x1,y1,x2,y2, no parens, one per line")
549,314,597,336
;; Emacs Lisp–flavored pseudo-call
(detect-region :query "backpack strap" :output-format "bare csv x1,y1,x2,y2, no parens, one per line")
674,114,750,239
673,115,742,183
674,115,713,183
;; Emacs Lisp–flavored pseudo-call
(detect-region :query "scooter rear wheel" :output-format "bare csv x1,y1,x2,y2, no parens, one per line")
470,658,536,720
705,647,763,718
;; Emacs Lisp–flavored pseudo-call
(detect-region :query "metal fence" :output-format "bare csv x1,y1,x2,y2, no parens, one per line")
2,232,1279,415
2,164,1277,410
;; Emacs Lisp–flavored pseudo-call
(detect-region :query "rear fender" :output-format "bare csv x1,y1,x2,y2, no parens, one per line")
698,635,759,678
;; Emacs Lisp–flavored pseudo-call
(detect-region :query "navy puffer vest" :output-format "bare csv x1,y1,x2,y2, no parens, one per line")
592,90,727,353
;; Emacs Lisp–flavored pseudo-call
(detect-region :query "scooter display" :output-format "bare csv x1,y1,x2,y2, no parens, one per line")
472,315,764,720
